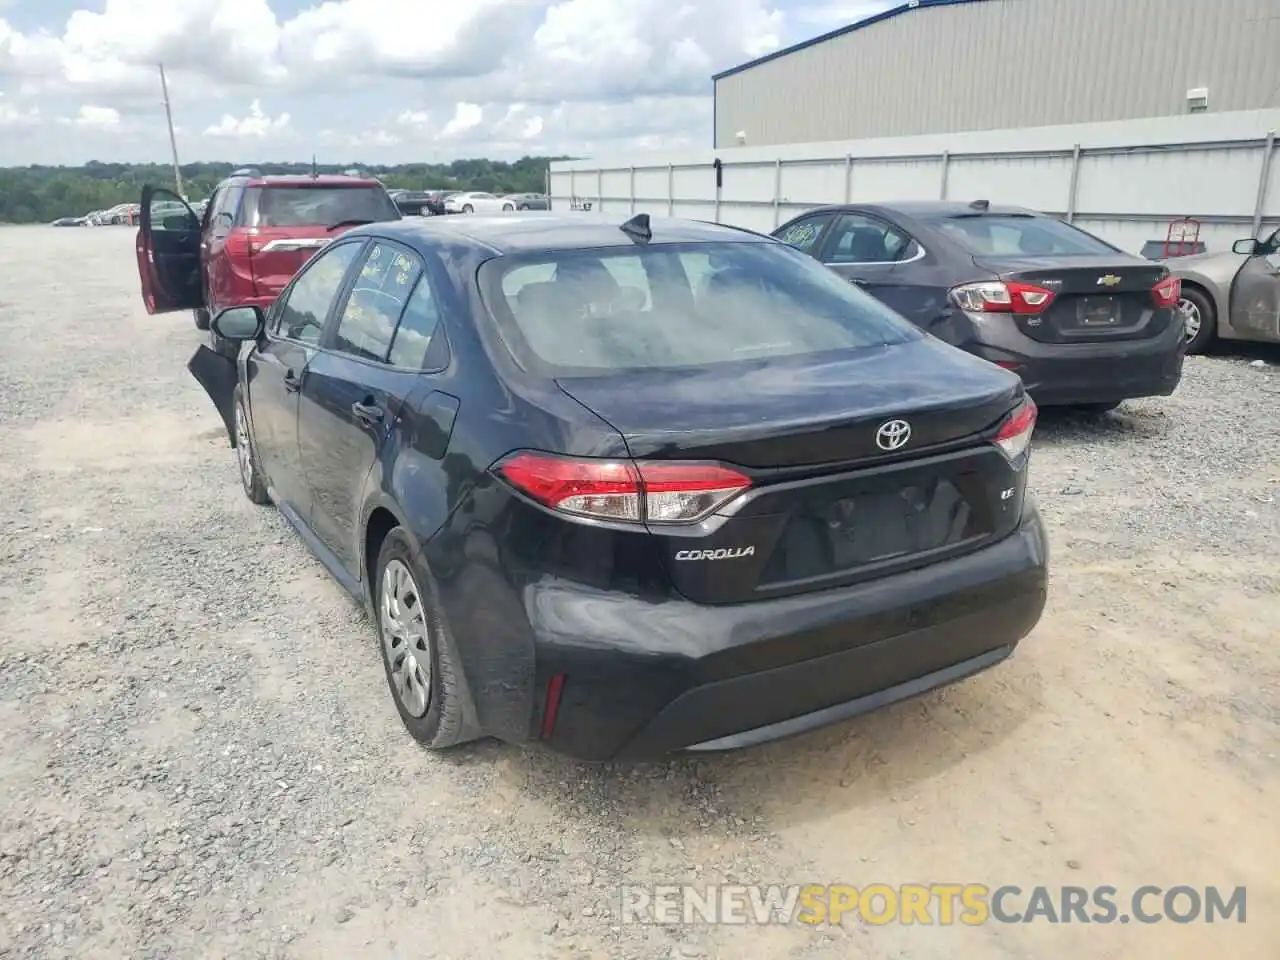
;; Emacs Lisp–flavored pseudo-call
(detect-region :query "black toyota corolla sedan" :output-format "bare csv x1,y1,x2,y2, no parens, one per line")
773,201,1186,412
138,210,1049,761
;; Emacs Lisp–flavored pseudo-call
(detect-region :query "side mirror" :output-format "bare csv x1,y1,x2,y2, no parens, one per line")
212,305,265,341
1232,238,1261,255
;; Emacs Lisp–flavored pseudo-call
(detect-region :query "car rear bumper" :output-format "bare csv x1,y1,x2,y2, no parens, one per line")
528,500,1049,761
963,313,1185,406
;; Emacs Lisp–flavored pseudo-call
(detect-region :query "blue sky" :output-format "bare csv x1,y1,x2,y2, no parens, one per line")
0,0,894,166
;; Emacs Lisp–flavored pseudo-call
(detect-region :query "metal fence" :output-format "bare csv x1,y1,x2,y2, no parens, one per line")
549,110,1280,256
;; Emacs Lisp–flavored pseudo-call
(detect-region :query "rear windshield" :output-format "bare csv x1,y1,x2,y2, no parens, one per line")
477,241,921,376
927,214,1118,257
240,186,400,228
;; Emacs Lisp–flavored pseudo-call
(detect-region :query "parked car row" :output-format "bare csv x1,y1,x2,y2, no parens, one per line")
391,189,550,216
53,199,208,228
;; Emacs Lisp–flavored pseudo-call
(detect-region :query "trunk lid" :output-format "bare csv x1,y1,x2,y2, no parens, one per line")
557,339,1029,604
974,254,1174,344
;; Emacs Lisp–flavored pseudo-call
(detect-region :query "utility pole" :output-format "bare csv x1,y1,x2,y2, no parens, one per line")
158,63,184,198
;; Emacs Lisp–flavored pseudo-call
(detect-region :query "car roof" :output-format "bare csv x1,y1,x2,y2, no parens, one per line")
807,200,1042,220
227,174,384,188
352,213,773,254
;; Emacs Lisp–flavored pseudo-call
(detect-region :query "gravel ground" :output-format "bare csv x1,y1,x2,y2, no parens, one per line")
0,226,1277,960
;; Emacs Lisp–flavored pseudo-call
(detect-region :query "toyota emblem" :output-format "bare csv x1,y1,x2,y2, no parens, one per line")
875,419,911,451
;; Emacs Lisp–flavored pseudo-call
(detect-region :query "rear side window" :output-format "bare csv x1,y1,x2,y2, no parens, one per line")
825,213,917,263
212,183,243,224
478,241,921,376
240,186,400,228
332,244,423,362
929,214,1119,257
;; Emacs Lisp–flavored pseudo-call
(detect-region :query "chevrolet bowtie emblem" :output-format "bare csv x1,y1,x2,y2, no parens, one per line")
1096,275,1122,287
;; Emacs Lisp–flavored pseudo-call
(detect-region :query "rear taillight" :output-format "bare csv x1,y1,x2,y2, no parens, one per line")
495,452,751,524
224,228,253,258
993,399,1037,462
1152,273,1180,308
952,281,1056,315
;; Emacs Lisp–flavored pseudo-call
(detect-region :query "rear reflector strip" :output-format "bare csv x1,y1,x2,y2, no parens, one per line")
540,674,566,740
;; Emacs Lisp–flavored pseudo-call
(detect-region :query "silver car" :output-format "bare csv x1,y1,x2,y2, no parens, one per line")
1163,226,1280,353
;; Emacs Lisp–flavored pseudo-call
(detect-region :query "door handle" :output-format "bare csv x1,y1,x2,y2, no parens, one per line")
352,400,384,425
283,370,301,393
849,277,865,285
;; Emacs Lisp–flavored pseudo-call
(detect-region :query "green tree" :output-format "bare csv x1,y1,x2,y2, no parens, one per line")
0,156,570,224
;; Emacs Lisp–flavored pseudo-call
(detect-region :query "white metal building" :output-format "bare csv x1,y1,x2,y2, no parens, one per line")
713,0,1280,149
549,0,1280,254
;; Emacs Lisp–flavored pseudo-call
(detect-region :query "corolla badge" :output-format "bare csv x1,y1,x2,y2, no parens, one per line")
875,419,911,451
674,547,755,561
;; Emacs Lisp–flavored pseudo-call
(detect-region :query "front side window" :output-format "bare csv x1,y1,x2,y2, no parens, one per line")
774,214,834,254
480,241,920,376
276,241,363,345
929,214,1120,257
825,213,916,264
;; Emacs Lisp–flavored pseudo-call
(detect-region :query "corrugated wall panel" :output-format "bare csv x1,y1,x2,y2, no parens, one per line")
947,156,1075,211
715,0,1279,147
1076,147,1267,218
549,111,1279,255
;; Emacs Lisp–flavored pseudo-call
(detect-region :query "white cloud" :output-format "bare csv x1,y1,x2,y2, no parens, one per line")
0,0,813,162
0,92,40,127
59,105,122,128
203,99,290,137
440,102,483,139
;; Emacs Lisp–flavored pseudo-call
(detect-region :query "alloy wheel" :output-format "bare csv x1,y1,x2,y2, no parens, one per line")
234,404,253,490
380,559,433,718
1177,296,1201,343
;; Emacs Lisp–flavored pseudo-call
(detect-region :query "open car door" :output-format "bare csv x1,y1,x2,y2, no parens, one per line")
135,185,205,315
1229,228,1280,341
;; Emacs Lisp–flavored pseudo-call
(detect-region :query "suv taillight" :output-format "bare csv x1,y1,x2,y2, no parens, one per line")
495,452,752,524
952,281,1056,315
993,399,1037,462
224,228,253,258
1152,273,1180,308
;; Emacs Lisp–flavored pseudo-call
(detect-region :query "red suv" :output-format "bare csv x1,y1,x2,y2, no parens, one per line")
135,171,401,330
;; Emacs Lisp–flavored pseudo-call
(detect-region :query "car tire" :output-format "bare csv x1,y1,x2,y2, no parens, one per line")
194,308,211,331
462,204,474,214
374,528,464,750
503,203,515,212
1177,285,1215,355
232,386,271,505
518,203,530,211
